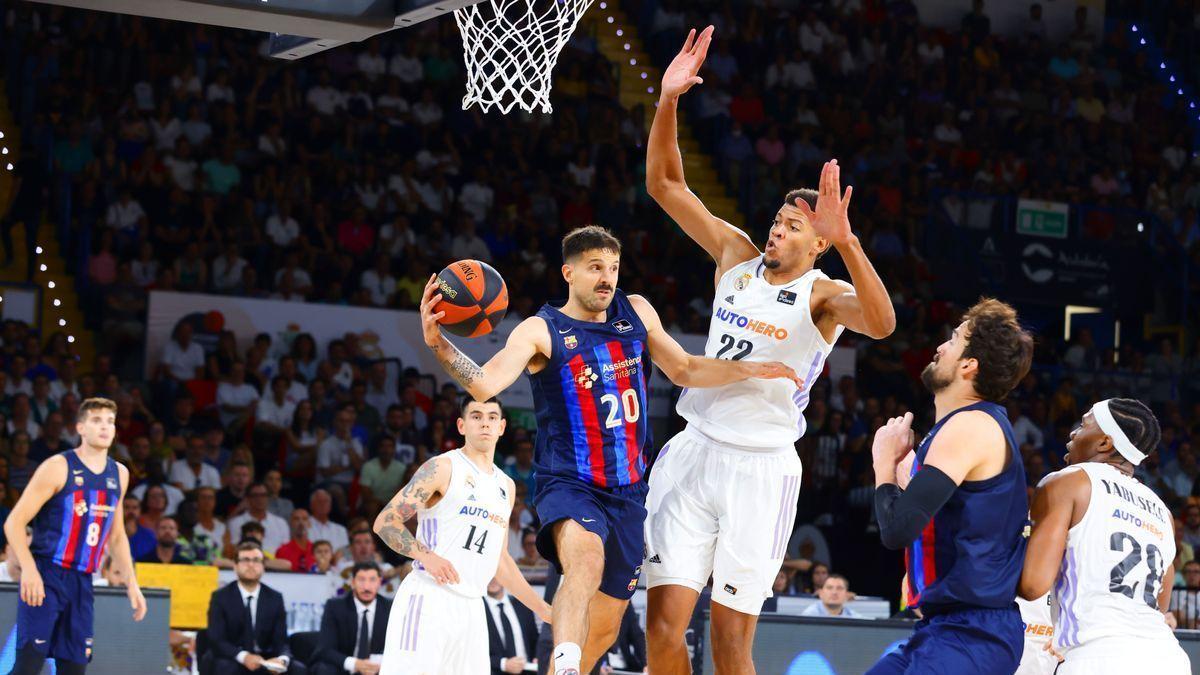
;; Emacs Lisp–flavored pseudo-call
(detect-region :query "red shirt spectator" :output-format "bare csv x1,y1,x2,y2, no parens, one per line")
337,208,376,257
276,509,317,572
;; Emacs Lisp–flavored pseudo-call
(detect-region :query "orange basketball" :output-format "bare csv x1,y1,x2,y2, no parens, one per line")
434,260,509,338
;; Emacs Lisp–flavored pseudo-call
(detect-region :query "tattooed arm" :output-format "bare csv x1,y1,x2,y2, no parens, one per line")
418,274,549,401
371,455,460,584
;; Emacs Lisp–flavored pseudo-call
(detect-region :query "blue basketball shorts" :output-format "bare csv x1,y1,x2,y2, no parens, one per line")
16,556,96,664
866,605,1024,675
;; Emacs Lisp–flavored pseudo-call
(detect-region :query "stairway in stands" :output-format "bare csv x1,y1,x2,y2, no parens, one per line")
582,4,746,229
0,83,96,366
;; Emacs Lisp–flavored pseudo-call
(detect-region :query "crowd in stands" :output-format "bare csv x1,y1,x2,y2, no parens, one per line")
2,0,1200,630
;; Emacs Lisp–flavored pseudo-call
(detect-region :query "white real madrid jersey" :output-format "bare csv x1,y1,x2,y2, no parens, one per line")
412,449,513,598
1049,463,1178,654
676,257,844,449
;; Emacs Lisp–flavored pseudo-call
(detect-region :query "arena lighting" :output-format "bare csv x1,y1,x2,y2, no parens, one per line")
67,335,74,343
57,319,65,327
1132,24,1138,32
1137,222,1145,232
52,299,60,307
34,246,42,255
46,281,54,289
5,164,10,171
38,264,46,272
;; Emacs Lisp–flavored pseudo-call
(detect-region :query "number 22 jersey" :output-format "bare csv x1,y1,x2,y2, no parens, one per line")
1047,462,1178,655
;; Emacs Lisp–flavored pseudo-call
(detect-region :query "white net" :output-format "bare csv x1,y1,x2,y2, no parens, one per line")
454,0,595,114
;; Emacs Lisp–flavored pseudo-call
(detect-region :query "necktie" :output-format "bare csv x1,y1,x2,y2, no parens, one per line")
245,595,256,651
497,602,516,658
356,609,370,659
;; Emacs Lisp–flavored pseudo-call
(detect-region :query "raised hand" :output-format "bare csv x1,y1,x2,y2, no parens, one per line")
660,26,714,99
872,413,916,472
419,274,447,348
787,160,854,246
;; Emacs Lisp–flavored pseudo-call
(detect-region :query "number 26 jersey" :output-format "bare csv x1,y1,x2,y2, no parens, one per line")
1048,462,1177,654
412,449,514,598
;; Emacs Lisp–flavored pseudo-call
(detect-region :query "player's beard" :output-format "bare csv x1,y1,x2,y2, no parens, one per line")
585,287,614,312
920,360,954,394
763,255,782,269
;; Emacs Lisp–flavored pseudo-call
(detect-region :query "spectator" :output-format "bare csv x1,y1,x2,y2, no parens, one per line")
314,561,392,675
335,530,395,581
216,460,254,519
124,495,158,561
257,375,298,435
275,508,316,573
485,576,538,675
309,489,350,555
136,516,192,564
1171,560,1200,629
211,242,249,293
515,528,549,584
318,407,366,503
503,439,536,501
1182,505,1200,550
217,362,261,431
169,435,222,491
359,435,406,517
360,254,397,307
136,483,174,531
801,574,857,618
203,541,300,673
158,322,205,383
228,483,290,554
30,412,71,463
194,486,228,549
264,469,295,520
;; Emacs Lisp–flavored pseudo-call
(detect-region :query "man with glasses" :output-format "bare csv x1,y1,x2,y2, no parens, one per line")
228,483,289,554
204,541,302,673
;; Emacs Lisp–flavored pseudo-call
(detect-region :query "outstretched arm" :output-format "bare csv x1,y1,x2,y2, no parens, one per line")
647,26,758,275
629,294,801,389
1019,470,1085,600
372,456,459,585
497,549,552,623
800,161,896,340
420,275,546,401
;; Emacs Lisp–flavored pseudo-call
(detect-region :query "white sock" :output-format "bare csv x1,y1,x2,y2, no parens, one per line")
553,641,582,675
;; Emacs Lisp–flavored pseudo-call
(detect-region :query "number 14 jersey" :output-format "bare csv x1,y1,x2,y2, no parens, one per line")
412,449,514,598
1048,462,1177,655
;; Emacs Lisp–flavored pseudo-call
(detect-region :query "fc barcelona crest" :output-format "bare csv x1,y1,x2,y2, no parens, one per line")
564,335,578,350
74,476,85,487
74,501,88,517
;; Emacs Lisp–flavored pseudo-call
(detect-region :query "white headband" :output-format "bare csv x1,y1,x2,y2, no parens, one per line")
1091,399,1146,466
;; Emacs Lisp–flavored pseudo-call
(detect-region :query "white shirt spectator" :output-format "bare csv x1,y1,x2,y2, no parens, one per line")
376,93,409,115
357,52,387,80
5,378,33,398
378,221,416,258
450,234,492,263
274,267,313,292
216,380,260,427
412,100,444,127
566,163,596,189
285,381,309,406
917,40,945,65
360,269,397,307
8,417,40,438
171,73,202,97
799,20,830,54
206,82,235,104
194,518,227,549
307,85,346,116
308,517,349,553
389,54,423,83
105,199,146,232
459,181,495,222
48,378,79,402
131,482,185,516
933,122,963,145
161,339,205,380
164,155,198,191
415,180,454,215
1012,416,1045,451
228,511,290,554
181,119,212,147
151,118,182,151
265,214,300,247
168,459,222,491
257,133,287,158
257,396,296,429
212,255,248,293
318,435,362,485
768,59,815,90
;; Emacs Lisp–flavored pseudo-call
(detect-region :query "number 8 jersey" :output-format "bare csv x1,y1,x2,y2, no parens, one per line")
1048,462,1177,655
412,449,514,598
530,290,650,488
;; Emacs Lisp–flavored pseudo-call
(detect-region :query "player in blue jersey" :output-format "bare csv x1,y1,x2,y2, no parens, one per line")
2,397,146,674
419,225,801,675
868,299,1034,675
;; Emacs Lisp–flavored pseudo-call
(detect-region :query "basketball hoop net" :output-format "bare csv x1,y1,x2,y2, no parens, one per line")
454,0,594,114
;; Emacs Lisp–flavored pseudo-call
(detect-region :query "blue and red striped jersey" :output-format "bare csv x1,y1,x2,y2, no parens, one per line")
529,290,651,488
904,401,1028,614
30,450,121,575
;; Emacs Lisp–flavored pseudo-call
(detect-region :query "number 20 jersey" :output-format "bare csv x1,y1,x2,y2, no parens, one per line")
412,449,513,598
529,290,650,488
677,258,843,449
1047,462,1177,654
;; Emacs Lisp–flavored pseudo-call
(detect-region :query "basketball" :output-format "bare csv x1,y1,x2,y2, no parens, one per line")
434,259,509,338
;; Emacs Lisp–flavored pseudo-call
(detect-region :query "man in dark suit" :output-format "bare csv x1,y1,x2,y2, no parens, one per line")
314,561,391,675
484,576,539,674
203,540,305,674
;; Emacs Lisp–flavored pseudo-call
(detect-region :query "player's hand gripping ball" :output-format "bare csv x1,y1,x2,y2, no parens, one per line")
434,260,508,338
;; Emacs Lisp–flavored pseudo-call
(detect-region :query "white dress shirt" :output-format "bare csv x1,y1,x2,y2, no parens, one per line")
234,582,289,667
343,597,380,672
485,592,528,670
228,511,291,554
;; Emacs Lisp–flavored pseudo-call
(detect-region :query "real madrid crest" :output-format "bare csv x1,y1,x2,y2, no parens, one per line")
734,273,752,291
465,474,477,489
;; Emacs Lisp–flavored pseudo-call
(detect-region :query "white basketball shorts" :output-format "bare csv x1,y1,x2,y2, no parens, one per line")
644,426,803,615
1058,639,1191,675
380,572,487,675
